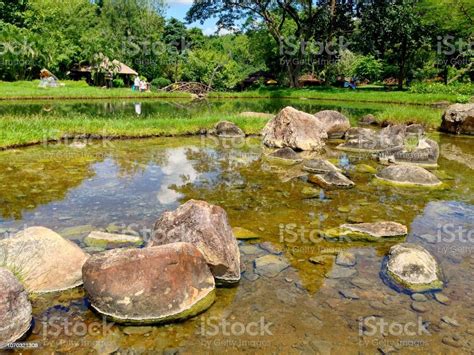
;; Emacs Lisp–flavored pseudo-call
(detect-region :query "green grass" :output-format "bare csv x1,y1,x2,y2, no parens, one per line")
209,86,459,105
0,113,269,149
0,80,190,100
0,81,462,105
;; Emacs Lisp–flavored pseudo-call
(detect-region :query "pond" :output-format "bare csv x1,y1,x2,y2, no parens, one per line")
0,99,473,353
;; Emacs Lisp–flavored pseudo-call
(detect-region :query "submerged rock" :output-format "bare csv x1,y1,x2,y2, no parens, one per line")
440,103,474,135
326,265,357,279
336,251,356,267
308,171,355,190
322,222,407,242
254,255,289,277
85,231,143,248
232,227,259,240
314,110,351,139
262,106,327,151
0,227,89,293
303,159,340,174
0,268,32,348
83,243,216,324
384,243,443,293
149,200,241,285
214,121,245,137
375,165,442,187
265,147,303,165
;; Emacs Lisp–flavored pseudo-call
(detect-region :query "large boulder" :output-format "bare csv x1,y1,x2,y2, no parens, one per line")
393,138,440,167
375,165,442,187
337,125,406,153
440,103,474,135
83,243,216,324
314,110,351,139
0,268,32,348
322,222,407,242
214,121,245,137
0,227,89,293
262,106,327,151
384,243,443,293
149,200,241,284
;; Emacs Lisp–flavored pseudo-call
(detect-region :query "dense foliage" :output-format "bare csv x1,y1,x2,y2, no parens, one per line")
0,0,472,90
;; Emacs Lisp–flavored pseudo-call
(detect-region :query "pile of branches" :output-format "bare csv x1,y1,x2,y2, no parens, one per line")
161,82,211,95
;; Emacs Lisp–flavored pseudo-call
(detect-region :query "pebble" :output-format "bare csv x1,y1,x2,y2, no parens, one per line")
411,293,428,302
335,251,356,267
243,271,259,281
434,293,450,305
441,316,460,327
411,302,428,313
442,336,462,348
339,289,360,300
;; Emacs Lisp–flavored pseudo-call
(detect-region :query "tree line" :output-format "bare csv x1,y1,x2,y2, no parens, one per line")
0,0,472,90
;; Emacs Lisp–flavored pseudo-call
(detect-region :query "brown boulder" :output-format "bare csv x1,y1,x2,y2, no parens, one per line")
0,268,32,347
262,107,327,151
0,227,89,293
314,110,351,138
441,103,474,135
82,243,216,324
214,121,245,137
149,200,241,284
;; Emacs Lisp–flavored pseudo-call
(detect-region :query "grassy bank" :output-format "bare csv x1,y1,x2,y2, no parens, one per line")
0,104,443,150
210,87,459,105
0,81,460,105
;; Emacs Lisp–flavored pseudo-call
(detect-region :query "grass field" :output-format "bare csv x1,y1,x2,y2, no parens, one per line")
0,80,461,105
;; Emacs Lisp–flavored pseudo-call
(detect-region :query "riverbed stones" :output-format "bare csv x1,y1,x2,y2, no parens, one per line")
84,231,143,248
149,200,241,284
82,243,216,324
314,110,351,139
262,106,327,151
265,147,303,165
0,227,89,293
336,251,356,267
0,268,32,348
254,255,289,277
303,159,340,174
375,165,442,187
392,138,439,167
337,125,406,153
326,265,357,279
322,222,407,242
214,121,245,137
384,243,443,293
434,292,450,305
440,103,474,135
308,171,355,190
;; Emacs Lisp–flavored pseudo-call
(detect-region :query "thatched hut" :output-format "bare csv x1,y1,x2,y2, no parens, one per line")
69,59,138,86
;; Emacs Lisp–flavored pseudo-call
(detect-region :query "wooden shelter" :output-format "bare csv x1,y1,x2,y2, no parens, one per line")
69,59,138,85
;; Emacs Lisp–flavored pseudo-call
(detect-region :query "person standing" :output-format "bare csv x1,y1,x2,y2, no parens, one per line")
133,76,140,91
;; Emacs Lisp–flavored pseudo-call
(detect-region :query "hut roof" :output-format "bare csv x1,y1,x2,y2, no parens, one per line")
72,59,138,76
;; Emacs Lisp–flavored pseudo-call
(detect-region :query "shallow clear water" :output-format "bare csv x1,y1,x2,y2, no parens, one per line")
0,100,473,354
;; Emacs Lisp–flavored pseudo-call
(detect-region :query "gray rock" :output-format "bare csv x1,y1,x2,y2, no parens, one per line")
239,245,261,255
308,171,355,190
265,147,303,165
326,265,357,279
385,243,443,293
434,292,450,305
149,200,241,285
335,251,356,267
359,114,378,126
339,289,360,300
323,221,407,242
441,103,474,135
262,106,328,151
214,121,245,137
0,268,32,348
375,165,442,187
303,159,340,174
411,293,428,302
411,301,428,313
392,138,439,167
254,255,289,277
259,242,283,255
314,110,351,139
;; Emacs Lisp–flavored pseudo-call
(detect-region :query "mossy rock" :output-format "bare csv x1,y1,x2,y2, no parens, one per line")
355,164,377,174
321,222,407,242
84,231,143,248
232,227,259,240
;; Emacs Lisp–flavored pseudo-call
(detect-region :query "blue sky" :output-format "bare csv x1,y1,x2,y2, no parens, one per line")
165,0,220,35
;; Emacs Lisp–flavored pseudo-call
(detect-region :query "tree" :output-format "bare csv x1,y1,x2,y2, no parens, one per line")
0,0,28,26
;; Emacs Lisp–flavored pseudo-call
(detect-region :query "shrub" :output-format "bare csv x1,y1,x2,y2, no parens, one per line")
456,95,471,104
352,55,382,82
112,78,125,88
152,77,172,89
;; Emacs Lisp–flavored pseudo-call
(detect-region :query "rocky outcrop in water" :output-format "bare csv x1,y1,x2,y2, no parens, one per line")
337,126,406,153
0,268,32,348
149,200,241,285
303,159,340,174
83,243,216,324
0,227,89,293
441,103,474,135
322,221,407,242
262,107,327,151
308,171,355,190
375,165,442,187
392,138,439,167
214,121,245,137
265,147,303,165
384,243,443,293
314,110,351,139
